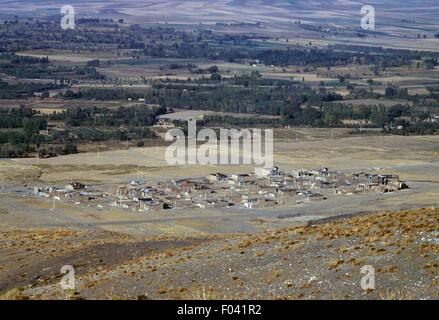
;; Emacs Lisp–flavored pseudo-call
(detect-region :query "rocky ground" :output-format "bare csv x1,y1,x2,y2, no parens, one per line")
1,208,437,300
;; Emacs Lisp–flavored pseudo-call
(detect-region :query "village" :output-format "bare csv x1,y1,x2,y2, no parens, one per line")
31,167,409,213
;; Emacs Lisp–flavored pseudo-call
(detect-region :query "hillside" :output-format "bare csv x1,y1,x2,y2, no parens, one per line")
4,208,437,300
2,0,439,51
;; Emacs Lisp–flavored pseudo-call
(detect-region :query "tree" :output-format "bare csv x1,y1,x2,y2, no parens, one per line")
210,73,221,81
207,65,219,73
62,144,78,155
385,85,398,98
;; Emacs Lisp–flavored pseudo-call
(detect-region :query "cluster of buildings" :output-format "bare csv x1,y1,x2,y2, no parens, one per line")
32,167,408,213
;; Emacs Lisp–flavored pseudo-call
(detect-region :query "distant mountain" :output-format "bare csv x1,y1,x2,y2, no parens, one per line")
1,0,438,32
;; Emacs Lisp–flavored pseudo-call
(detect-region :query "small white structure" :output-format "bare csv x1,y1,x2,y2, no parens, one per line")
255,167,271,177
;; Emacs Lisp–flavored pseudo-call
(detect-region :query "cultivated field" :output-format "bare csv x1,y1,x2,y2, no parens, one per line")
3,0,439,51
